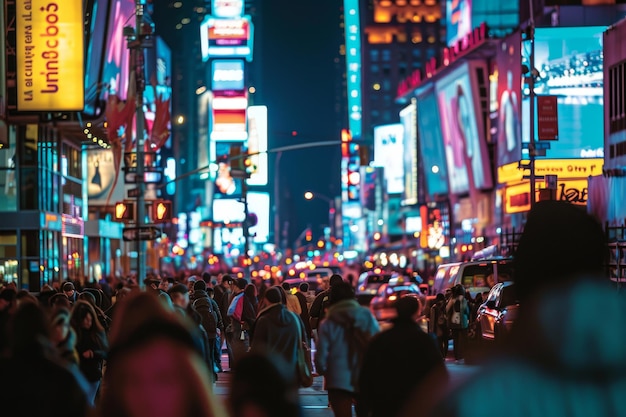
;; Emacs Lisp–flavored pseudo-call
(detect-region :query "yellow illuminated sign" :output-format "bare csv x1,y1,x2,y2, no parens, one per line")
498,159,603,184
504,178,590,214
16,0,84,111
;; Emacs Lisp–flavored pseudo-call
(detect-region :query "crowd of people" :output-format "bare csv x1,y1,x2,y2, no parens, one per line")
0,201,623,417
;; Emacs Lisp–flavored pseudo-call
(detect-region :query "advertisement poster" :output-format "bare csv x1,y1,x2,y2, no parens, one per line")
400,102,418,206
446,0,472,46
436,62,493,195
416,89,449,199
495,31,522,167
373,124,404,195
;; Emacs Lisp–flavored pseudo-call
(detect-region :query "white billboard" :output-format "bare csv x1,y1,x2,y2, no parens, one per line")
373,123,405,194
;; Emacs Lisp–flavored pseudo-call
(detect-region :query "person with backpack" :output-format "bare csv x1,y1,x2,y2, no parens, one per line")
430,293,449,358
314,282,380,417
191,280,223,380
227,278,256,366
446,284,470,362
309,274,344,342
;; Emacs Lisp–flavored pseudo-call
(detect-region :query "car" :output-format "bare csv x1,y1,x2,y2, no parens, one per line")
475,281,519,344
369,282,422,322
355,270,401,305
432,258,514,299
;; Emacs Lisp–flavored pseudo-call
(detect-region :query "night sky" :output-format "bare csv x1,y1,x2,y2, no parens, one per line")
256,0,343,248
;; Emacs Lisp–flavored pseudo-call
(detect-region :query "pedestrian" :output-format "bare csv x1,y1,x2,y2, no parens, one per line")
227,278,256,365
70,300,109,406
314,281,380,417
214,274,234,370
446,284,470,362
250,286,303,386
1,301,89,416
281,282,302,315
228,352,301,417
96,291,228,417
415,200,623,417
190,280,222,380
309,274,344,339
295,282,313,344
429,293,449,358
63,281,78,305
359,296,448,417
50,306,80,365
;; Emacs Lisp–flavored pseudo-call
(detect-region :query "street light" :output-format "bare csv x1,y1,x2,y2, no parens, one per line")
304,191,335,242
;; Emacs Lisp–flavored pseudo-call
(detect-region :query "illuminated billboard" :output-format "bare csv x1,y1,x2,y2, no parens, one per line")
436,61,493,195
200,16,254,62
212,0,244,18
416,89,449,199
211,94,248,141
446,0,472,47
87,148,125,205
495,31,522,167
212,60,245,92
210,192,269,244
246,106,268,186
101,0,135,99
83,0,110,116
248,192,270,243
401,102,418,206
344,0,362,138
16,0,84,111
373,124,404,194
522,26,606,159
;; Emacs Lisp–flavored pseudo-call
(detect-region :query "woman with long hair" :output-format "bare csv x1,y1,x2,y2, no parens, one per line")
96,291,228,417
70,300,108,406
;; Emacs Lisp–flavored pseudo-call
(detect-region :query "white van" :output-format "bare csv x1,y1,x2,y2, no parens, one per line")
432,258,514,299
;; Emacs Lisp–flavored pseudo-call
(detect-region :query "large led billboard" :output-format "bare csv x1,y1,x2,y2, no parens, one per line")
522,26,605,159
401,102,418,206
212,0,244,18
200,16,254,62
436,61,493,195
373,124,404,194
16,0,84,111
416,89,449,199
344,0,363,139
87,148,125,204
495,31,522,167
248,192,270,243
84,0,110,116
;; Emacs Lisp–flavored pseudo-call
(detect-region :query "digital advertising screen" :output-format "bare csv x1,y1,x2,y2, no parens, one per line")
246,106,268,186
86,148,125,205
248,192,270,243
416,89,449,199
212,0,244,18
144,37,173,148
436,62,493,195
401,102,418,206
83,0,110,116
101,0,135,100
495,31,522,167
213,144,243,198
446,0,472,46
212,59,245,92
200,16,254,62
522,26,606,159
212,199,245,223
373,124,404,195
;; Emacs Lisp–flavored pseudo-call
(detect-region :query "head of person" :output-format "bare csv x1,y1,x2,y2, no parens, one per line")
50,307,72,345
100,292,227,417
281,282,291,294
0,288,17,312
6,302,51,357
78,291,97,307
229,352,300,417
70,300,103,333
329,274,344,288
264,287,283,305
62,282,75,298
48,293,71,310
298,282,309,293
168,284,190,309
193,280,207,294
244,283,257,299
514,201,607,303
235,278,248,293
329,282,355,305
394,296,420,322
187,275,198,293
221,274,233,288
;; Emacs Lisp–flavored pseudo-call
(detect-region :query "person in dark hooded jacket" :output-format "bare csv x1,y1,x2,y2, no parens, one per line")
250,286,304,386
406,200,625,417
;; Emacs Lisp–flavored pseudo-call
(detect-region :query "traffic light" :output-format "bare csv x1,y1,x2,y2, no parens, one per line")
229,145,246,171
152,200,172,223
359,145,370,166
114,202,134,221
305,228,312,242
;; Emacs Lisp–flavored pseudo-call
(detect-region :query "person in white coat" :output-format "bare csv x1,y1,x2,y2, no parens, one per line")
315,281,380,417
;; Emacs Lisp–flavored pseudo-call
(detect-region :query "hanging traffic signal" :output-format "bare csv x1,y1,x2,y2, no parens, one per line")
305,228,312,242
152,200,172,223
114,202,134,221
359,145,370,166
229,145,246,171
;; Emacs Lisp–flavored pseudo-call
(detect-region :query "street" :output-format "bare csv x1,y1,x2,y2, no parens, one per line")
213,354,479,417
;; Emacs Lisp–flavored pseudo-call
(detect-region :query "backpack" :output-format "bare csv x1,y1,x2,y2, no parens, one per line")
193,297,218,335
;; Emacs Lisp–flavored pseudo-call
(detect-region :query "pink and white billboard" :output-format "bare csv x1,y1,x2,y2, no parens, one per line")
247,106,268,186
200,16,254,62
446,0,472,47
